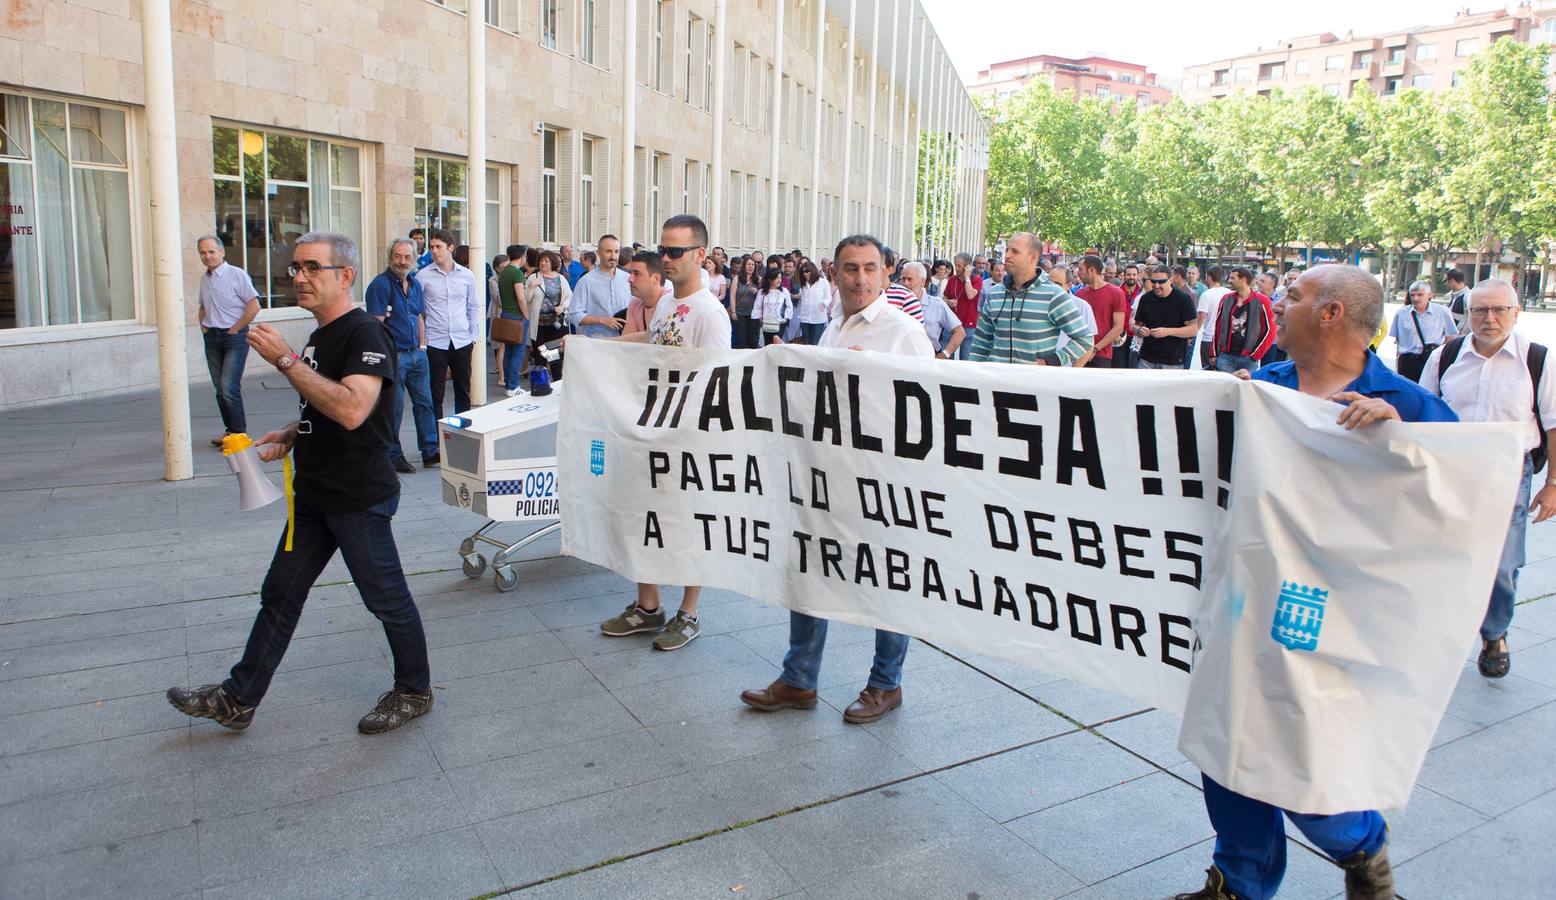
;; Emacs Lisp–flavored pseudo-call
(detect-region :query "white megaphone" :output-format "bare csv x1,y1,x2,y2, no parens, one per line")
221,434,284,511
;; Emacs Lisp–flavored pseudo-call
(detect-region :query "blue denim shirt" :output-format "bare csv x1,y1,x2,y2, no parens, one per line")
1252,352,1459,424
365,270,425,351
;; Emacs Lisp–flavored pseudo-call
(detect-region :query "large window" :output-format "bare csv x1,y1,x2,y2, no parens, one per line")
581,0,596,63
1455,38,1478,57
213,124,364,308
541,0,558,49
412,154,502,254
1,92,135,330
541,129,558,243
1416,43,1437,61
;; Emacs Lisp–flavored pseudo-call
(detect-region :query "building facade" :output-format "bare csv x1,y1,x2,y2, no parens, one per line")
970,55,1174,108
1181,2,1556,102
0,0,987,409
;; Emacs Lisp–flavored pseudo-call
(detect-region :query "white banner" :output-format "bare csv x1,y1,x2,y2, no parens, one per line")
557,339,1521,812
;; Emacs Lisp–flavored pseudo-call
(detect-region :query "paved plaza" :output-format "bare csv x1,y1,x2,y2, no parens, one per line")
2,342,1555,899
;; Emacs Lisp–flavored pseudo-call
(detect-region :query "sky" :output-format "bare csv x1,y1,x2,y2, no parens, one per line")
918,0,1507,86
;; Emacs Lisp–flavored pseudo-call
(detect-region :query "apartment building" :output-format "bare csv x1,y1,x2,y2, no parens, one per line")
971,55,1174,108
1181,2,1556,102
0,0,987,409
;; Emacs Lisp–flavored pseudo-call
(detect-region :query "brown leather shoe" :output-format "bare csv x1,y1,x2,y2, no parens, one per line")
739,679,817,711
843,685,902,724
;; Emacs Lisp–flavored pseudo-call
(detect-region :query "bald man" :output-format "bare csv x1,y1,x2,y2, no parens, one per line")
1420,279,1556,680
1177,265,1456,900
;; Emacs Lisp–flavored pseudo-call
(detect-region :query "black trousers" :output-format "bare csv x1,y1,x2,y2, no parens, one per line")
427,341,474,417
736,316,764,349
1396,348,1435,384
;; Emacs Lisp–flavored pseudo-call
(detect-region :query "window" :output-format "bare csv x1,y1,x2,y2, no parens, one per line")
541,0,558,48
1412,74,1434,90
1213,69,1228,86
1293,59,1310,76
1545,19,1556,43
579,134,608,241
653,0,672,92
732,45,748,126
649,153,664,236
1323,83,1341,96
578,138,594,243
1455,38,1478,57
1260,62,1284,80
1234,67,1252,83
1416,43,1436,61
1385,48,1404,65
1095,84,1110,98
1,93,136,329
214,124,366,309
580,0,599,65
703,21,714,110
541,128,557,243
486,0,519,32
1383,77,1401,95
1324,55,1343,71
686,15,700,105
1353,51,1372,70
1196,73,1211,88
1451,71,1463,88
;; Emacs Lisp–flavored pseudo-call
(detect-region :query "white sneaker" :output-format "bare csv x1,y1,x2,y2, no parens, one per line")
505,387,527,397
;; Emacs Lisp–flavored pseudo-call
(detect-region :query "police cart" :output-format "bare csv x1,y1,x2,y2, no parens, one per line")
437,386,563,592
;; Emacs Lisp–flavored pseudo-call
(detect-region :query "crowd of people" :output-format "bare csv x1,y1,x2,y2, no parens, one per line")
174,216,1553,900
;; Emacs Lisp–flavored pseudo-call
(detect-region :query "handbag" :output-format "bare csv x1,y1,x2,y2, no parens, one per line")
490,315,525,346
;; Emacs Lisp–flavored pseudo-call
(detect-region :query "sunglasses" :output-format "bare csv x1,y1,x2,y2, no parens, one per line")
1149,278,1170,285
658,245,703,260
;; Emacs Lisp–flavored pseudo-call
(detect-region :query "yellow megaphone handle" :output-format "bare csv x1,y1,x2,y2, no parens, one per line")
283,454,295,552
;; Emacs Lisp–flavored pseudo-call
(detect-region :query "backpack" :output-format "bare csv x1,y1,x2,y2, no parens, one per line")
1436,335,1549,472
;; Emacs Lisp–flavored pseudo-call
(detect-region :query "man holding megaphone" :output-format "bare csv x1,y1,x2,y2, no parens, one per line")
168,232,434,736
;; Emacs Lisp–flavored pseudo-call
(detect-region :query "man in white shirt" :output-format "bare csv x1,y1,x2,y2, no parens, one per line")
1420,279,1556,679
900,261,965,359
196,234,261,445
415,229,483,416
598,216,729,653
1195,266,1233,370
740,235,931,726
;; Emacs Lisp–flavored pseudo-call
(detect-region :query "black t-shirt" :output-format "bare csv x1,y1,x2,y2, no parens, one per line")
1134,287,1199,365
294,308,400,512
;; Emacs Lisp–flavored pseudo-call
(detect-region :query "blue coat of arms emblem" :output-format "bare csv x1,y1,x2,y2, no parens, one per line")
1271,581,1328,652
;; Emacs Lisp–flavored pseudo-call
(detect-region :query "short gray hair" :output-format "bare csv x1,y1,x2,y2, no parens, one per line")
901,260,927,279
296,231,359,270
953,252,971,265
195,233,222,249
1309,264,1384,341
387,237,417,264
1471,278,1517,304
1408,280,1433,295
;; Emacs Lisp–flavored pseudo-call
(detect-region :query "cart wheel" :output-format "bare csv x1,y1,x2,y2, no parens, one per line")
493,565,518,592
461,554,487,578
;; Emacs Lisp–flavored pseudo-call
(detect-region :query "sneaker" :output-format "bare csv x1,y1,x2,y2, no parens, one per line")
391,456,417,474
505,386,527,397
1172,867,1238,900
600,602,667,636
357,687,434,735
167,684,255,731
652,611,701,651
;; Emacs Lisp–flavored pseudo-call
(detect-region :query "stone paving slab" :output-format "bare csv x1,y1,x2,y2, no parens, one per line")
2,379,1555,898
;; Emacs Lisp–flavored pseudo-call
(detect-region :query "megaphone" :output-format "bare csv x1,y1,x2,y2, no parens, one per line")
221,434,283,511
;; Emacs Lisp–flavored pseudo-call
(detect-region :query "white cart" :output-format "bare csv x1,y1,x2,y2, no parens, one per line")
437,386,563,592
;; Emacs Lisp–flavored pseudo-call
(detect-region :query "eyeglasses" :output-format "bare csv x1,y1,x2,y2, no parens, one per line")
1149,278,1170,285
658,245,703,260
287,261,346,278
1469,306,1517,318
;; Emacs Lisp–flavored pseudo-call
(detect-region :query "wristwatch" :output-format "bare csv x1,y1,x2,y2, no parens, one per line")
276,354,297,372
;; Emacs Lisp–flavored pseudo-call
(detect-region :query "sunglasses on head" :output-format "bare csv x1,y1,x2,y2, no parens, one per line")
658,245,702,260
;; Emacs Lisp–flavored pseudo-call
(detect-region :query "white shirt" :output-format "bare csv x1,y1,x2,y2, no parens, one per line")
1197,286,1233,341
818,294,935,358
416,262,483,349
797,279,832,324
1055,292,1098,356
1421,331,1556,453
754,288,793,323
648,288,730,349
198,262,259,329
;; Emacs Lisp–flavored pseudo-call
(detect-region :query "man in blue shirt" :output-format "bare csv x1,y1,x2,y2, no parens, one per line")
1177,265,1455,900
408,227,432,274
366,238,439,472
562,244,586,288
567,234,631,338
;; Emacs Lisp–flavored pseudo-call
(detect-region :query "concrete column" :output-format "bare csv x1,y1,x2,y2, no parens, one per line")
881,0,903,243
142,0,192,481
907,18,927,254
807,0,826,260
766,0,784,250
922,49,943,258
860,0,880,237
467,5,487,406
621,0,638,244
710,0,727,247
839,0,857,234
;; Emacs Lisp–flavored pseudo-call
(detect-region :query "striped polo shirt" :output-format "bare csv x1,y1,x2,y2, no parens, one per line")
969,270,1093,365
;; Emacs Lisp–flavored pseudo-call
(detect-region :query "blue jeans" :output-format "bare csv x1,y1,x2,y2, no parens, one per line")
203,327,249,434
800,322,828,345
392,348,438,462
224,494,430,706
499,312,528,390
780,611,910,692
1215,353,1260,374
957,331,976,360
1483,456,1534,640
1203,775,1386,900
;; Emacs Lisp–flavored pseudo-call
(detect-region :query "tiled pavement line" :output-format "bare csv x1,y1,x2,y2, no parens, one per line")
474,641,1213,897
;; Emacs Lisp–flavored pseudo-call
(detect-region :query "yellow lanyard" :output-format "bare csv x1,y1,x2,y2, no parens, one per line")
283,455,296,552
